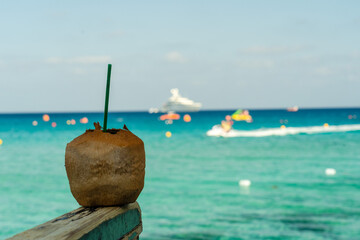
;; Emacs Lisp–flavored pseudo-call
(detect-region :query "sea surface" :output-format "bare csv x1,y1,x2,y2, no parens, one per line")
1,108,360,240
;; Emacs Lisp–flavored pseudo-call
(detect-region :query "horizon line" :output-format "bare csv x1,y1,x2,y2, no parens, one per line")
0,106,360,115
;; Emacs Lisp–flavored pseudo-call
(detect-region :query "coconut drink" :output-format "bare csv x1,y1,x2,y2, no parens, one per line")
65,64,145,207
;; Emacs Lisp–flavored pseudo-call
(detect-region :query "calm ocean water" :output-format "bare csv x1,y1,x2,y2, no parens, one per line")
1,108,360,239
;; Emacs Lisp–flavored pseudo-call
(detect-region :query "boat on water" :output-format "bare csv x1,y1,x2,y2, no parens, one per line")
287,106,299,112
160,88,202,112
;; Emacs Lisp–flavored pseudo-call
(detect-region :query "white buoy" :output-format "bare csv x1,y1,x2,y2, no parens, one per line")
325,168,336,176
239,179,251,187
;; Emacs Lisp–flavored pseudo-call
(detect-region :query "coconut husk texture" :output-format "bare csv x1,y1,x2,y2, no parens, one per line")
65,123,145,207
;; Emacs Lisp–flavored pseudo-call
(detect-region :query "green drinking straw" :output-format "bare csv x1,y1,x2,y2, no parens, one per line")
103,64,112,132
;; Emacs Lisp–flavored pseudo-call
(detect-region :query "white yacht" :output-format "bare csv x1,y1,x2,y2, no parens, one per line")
161,88,202,112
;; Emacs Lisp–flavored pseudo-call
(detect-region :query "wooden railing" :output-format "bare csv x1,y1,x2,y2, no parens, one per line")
8,202,142,240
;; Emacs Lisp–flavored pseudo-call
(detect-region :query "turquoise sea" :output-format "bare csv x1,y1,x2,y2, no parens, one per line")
1,108,360,239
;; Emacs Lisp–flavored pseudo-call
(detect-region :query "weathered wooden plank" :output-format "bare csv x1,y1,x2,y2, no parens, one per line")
8,202,142,240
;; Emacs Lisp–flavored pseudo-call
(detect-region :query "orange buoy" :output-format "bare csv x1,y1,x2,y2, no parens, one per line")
43,114,50,122
51,122,57,128
165,131,172,138
80,117,89,124
324,123,329,128
32,120,38,126
183,114,191,122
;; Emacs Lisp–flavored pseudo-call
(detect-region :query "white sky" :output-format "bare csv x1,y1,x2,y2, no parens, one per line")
0,0,359,113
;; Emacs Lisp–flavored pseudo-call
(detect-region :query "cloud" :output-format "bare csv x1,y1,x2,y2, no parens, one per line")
237,59,275,69
48,10,68,18
46,56,112,64
347,74,359,82
314,67,333,76
239,45,305,55
105,30,124,38
72,67,87,75
165,51,186,63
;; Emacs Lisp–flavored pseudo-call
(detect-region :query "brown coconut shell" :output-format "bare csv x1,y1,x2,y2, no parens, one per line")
65,123,145,207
